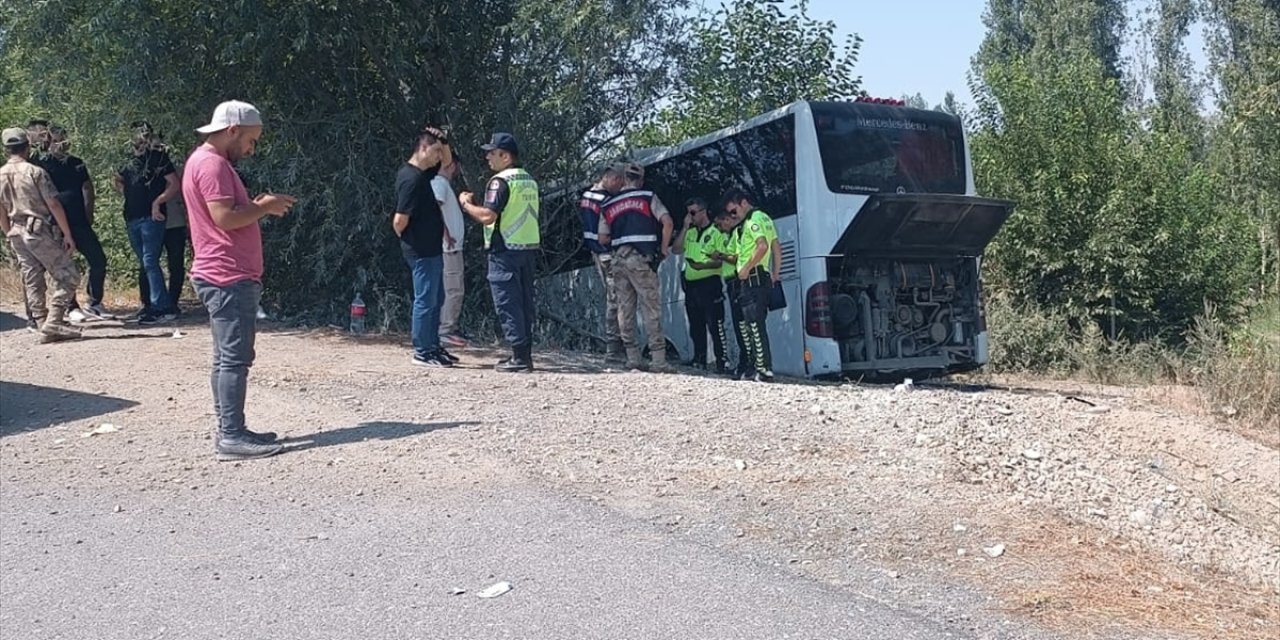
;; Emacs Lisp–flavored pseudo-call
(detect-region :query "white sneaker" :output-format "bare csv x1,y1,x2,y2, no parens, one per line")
68,308,89,323
256,306,269,320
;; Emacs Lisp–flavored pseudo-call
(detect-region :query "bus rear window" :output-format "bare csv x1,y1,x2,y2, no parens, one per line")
813,104,966,195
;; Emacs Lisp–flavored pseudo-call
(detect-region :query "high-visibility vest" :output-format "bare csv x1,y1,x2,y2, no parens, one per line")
485,167,540,251
736,209,777,274
682,225,723,281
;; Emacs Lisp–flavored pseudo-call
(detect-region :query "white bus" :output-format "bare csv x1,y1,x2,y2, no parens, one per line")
537,99,1014,379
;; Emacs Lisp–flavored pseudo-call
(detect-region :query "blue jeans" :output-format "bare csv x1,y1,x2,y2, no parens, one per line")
127,218,170,313
193,279,261,438
407,254,443,358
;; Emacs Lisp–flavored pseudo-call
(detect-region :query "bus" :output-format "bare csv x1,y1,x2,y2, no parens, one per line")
536,99,1015,379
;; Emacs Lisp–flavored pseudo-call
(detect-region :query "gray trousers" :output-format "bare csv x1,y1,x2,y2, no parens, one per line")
194,279,261,438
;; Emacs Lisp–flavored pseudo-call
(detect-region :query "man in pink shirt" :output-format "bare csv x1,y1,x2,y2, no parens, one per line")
184,100,296,461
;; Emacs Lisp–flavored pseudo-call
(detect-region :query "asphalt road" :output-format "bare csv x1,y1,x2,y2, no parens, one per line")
2,480,966,640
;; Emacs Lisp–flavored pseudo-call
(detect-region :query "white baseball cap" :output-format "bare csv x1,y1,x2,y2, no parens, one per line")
196,100,263,134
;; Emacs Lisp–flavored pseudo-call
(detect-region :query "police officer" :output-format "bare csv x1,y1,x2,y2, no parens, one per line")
598,162,673,372
722,188,779,382
580,165,625,361
711,208,748,377
0,127,82,343
459,132,540,372
673,197,728,372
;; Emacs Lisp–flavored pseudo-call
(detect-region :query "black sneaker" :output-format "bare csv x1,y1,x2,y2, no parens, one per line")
216,437,283,462
413,353,453,368
436,347,460,364
753,370,775,383
244,428,278,443
138,313,161,325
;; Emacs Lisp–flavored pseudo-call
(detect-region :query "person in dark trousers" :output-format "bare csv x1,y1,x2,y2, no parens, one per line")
393,127,455,368
115,121,180,324
30,124,110,321
673,197,728,372
711,209,748,377
723,188,779,382
458,132,541,372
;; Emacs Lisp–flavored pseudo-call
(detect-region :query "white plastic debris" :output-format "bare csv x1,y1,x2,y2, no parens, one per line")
894,378,915,393
994,406,1014,416
983,544,1006,558
82,423,120,438
1022,449,1044,461
171,330,186,339
450,588,467,596
734,459,748,471
477,581,512,599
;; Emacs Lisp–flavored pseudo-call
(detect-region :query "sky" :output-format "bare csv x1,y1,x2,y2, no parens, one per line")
791,0,1214,109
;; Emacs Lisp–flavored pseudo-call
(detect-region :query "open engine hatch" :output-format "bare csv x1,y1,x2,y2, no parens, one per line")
835,194,1015,258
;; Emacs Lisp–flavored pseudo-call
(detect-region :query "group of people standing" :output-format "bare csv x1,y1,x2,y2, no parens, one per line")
392,128,541,372
4,95,778,463
580,166,780,382
1,119,188,343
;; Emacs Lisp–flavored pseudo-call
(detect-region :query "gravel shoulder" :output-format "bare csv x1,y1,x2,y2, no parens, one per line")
1,297,1276,639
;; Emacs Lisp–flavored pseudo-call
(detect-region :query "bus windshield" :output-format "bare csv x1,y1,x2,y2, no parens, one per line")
812,102,966,196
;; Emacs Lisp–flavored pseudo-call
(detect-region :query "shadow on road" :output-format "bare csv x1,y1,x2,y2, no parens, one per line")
283,421,479,451
0,310,28,333
0,381,139,437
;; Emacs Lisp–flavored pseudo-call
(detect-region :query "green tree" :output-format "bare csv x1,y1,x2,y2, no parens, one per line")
632,0,862,146
1,0,686,327
970,0,1256,339
1205,0,1280,298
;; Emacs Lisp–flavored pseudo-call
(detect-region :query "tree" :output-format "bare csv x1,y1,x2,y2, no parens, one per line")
1,0,687,327
631,0,862,147
1205,0,1280,297
901,93,930,110
969,0,1256,339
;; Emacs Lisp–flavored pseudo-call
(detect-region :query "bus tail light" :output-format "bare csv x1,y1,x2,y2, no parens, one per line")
806,282,834,338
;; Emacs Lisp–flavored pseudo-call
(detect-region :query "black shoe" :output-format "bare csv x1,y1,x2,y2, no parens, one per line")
244,428,278,443
496,358,533,372
216,437,283,461
497,347,533,372
436,347,460,364
739,369,758,381
753,370,775,383
413,353,454,368
138,313,161,325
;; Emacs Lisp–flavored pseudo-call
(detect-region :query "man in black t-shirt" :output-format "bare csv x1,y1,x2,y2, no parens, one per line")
393,128,454,367
113,122,180,323
33,126,111,320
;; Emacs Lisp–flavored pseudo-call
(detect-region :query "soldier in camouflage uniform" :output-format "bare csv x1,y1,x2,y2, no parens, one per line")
598,162,674,372
0,127,82,343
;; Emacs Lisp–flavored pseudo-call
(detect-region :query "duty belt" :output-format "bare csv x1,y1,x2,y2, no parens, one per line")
742,265,771,287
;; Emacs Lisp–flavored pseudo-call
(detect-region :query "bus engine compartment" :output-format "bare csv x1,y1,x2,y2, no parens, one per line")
811,193,1014,379
823,257,986,376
